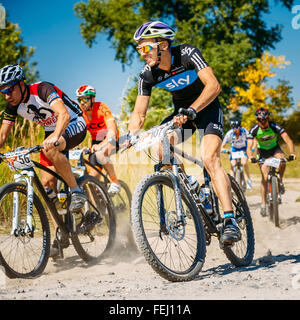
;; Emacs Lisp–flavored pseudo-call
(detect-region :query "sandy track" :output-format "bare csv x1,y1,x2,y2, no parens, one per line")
1,178,300,300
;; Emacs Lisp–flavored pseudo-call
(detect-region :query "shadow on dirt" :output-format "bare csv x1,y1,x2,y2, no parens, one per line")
196,253,300,280
280,216,300,228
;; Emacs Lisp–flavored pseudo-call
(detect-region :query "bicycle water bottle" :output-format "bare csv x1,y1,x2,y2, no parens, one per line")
57,192,67,215
201,185,213,214
188,175,200,193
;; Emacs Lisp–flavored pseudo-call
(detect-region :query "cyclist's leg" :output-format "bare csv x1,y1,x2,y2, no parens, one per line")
39,150,60,233
230,159,237,176
43,136,78,189
198,105,240,243
94,141,121,193
257,148,271,208
201,134,232,210
241,149,251,185
259,162,269,206
44,121,87,212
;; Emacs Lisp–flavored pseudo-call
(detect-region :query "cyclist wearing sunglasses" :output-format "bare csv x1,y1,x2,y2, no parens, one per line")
76,85,121,194
221,119,252,189
126,21,241,245
247,107,296,216
0,64,88,255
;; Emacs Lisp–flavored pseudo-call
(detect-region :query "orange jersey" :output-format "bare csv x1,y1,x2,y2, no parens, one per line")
81,102,119,142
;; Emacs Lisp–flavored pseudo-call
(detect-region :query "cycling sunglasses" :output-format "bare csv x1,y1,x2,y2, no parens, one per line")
136,41,163,55
77,97,90,103
0,81,18,95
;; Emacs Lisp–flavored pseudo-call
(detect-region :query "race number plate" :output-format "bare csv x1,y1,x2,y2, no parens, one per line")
134,124,169,152
264,157,281,168
231,151,245,160
5,150,34,171
69,149,83,160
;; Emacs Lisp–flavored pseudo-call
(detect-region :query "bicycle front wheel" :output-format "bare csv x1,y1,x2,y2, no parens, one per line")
71,175,116,262
0,183,50,278
131,172,206,282
270,176,279,227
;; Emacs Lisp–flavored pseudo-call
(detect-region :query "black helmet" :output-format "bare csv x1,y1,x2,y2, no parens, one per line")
230,119,241,129
255,107,270,120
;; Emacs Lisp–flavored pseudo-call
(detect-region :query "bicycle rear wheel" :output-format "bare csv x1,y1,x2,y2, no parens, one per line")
0,183,50,278
71,175,116,262
131,172,206,282
222,175,255,266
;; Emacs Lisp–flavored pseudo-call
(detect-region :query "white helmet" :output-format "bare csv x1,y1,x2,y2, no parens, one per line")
0,64,25,86
76,85,96,97
133,21,176,42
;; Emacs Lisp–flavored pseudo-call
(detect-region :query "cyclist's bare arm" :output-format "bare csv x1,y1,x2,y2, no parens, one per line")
105,118,118,140
128,95,150,135
281,132,295,155
246,138,255,159
0,123,13,149
188,67,221,113
43,99,71,151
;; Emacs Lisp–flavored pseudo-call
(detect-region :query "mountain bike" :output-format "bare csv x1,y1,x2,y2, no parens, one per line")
68,148,134,248
0,145,116,279
222,150,246,192
124,117,255,282
254,157,292,227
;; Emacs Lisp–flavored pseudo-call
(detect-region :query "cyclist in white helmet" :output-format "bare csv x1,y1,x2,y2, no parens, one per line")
126,21,241,245
0,64,88,257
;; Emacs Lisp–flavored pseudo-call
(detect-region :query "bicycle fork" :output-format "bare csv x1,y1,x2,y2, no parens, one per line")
13,170,35,236
156,167,187,232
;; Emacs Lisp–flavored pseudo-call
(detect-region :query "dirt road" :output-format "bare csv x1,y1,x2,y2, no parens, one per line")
1,178,300,301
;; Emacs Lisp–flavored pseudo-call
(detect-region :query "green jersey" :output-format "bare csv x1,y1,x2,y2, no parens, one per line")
248,122,285,150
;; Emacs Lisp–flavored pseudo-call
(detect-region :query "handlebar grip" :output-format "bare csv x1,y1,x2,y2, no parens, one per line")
178,108,197,120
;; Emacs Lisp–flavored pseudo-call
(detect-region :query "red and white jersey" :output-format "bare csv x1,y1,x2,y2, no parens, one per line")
3,81,83,132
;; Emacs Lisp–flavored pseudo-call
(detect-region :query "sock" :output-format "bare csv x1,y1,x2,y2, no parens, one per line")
71,186,82,194
110,176,119,184
224,211,234,219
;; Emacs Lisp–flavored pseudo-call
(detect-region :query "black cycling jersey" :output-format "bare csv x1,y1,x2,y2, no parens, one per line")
138,43,221,111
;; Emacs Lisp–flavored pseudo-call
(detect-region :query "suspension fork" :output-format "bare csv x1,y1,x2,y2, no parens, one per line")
13,170,35,236
154,163,186,228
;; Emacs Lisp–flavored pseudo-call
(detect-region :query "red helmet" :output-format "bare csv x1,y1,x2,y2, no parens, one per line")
255,107,270,120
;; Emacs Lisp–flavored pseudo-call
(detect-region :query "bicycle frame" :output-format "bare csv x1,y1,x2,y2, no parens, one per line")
73,151,111,186
12,160,71,239
152,124,220,236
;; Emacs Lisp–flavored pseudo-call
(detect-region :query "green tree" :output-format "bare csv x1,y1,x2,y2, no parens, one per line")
0,19,39,110
284,107,300,143
227,52,293,129
0,19,40,148
74,0,294,107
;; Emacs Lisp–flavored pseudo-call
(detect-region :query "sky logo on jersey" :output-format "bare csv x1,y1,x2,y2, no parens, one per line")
155,70,198,91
